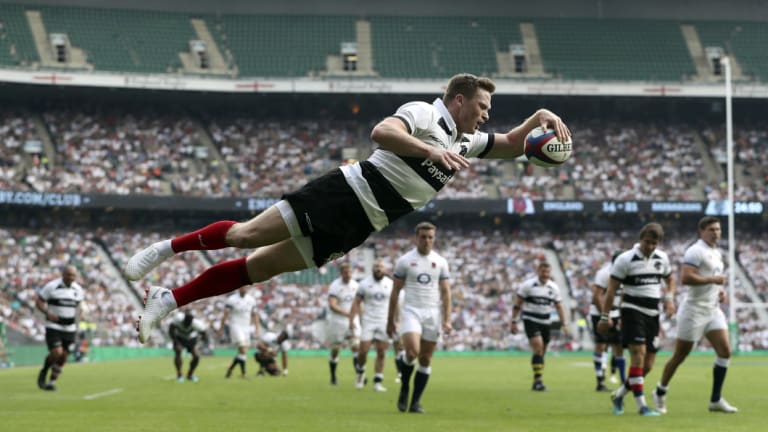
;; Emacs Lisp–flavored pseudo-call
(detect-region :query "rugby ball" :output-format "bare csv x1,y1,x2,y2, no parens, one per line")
524,127,572,167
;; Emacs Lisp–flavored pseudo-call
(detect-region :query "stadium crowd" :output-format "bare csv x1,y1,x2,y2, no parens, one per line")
3,112,765,200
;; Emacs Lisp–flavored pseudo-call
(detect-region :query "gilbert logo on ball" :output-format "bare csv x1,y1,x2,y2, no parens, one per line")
524,127,573,167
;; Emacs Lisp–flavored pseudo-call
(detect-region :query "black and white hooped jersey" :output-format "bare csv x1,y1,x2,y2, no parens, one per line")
327,277,359,320
682,239,724,309
394,248,450,309
611,244,672,317
261,331,289,352
225,292,257,328
38,277,84,332
340,98,494,231
356,275,394,323
170,314,207,340
589,263,622,318
517,276,562,325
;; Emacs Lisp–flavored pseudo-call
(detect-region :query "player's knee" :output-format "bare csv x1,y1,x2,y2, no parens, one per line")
226,223,253,248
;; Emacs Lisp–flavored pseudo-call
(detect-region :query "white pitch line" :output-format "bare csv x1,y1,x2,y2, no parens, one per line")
83,388,123,400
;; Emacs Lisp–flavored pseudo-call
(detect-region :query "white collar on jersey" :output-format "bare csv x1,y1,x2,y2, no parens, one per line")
432,98,457,134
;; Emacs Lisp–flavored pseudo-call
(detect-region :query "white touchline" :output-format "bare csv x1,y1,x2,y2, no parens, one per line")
83,388,124,400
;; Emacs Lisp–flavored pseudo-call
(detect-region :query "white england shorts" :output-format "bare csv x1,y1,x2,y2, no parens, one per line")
326,316,360,347
360,320,388,342
400,305,441,342
675,304,728,342
230,325,251,347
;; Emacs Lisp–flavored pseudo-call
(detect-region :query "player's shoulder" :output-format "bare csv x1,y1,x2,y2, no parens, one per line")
398,248,420,262
653,248,670,261
519,276,537,289
40,277,61,289
193,318,208,329
431,250,448,263
686,239,710,254
396,100,435,115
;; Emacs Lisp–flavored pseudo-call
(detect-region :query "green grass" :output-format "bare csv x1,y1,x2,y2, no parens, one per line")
0,354,765,432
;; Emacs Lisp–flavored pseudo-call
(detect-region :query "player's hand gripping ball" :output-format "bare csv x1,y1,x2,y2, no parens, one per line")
524,127,573,167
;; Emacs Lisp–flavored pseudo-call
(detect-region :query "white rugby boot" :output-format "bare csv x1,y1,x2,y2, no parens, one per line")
709,398,738,413
137,286,176,343
124,240,173,280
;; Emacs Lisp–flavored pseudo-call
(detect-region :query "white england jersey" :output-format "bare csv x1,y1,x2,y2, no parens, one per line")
327,277,359,322
682,239,724,309
171,314,207,340
611,244,671,317
589,263,622,318
517,276,562,325
38,277,84,332
356,275,394,324
225,292,257,328
394,248,450,309
341,98,494,230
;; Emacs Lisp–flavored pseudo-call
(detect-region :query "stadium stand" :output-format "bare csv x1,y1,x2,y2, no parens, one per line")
5,6,746,82
207,15,357,77
534,18,696,81
33,6,195,73
0,4,38,67
369,16,499,78
694,20,768,82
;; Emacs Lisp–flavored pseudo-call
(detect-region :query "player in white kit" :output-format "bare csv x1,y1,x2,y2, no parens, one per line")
387,222,451,414
351,259,394,392
220,285,259,379
654,217,738,414
326,262,360,385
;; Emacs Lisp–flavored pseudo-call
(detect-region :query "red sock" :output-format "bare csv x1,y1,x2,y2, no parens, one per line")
628,366,644,394
171,221,237,253
171,257,251,307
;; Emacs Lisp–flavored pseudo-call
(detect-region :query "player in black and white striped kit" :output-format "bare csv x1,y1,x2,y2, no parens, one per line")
598,223,676,416
510,262,568,391
35,265,84,391
128,73,572,344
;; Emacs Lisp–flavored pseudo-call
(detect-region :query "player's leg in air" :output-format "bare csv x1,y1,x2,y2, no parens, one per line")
128,204,310,343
